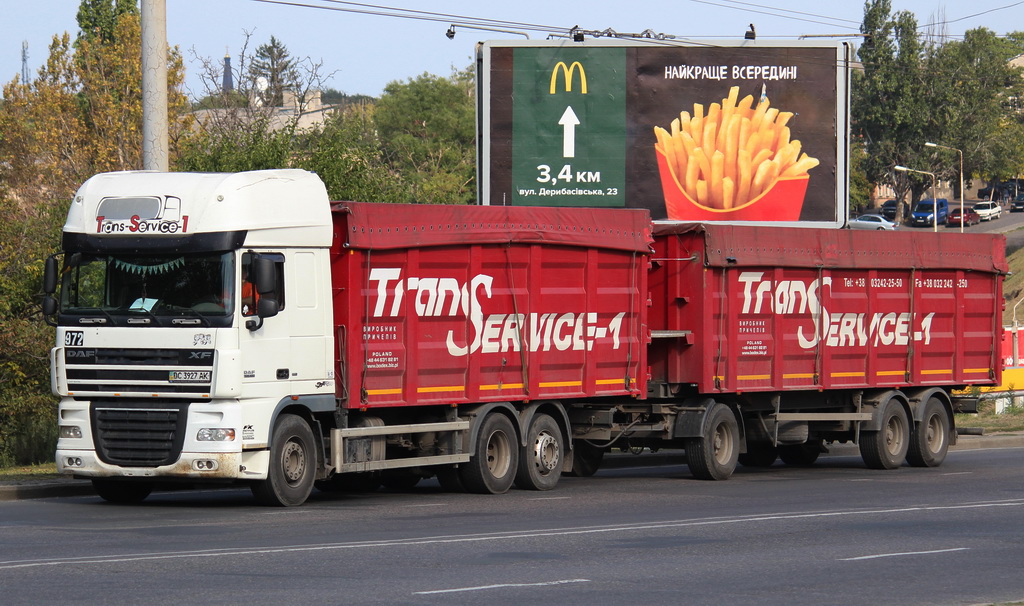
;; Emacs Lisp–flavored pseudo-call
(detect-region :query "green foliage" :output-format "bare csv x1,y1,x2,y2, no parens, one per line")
849,143,872,214
177,118,294,172
320,88,376,107
296,104,408,202
374,70,476,204
76,0,138,45
854,0,1024,203
0,193,64,466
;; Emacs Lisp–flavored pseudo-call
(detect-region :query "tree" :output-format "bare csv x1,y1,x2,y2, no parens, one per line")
75,0,138,45
925,28,1024,193
854,1,1024,204
297,103,409,202
374,68,476,204
853,0,930,204
248,36,299,107
0,7,189,465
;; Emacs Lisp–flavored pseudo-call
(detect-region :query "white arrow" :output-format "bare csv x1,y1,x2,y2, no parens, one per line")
559,106,580,158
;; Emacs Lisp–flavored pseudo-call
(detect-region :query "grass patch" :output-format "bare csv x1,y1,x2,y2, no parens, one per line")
956,397,1024,433
0,462,61,483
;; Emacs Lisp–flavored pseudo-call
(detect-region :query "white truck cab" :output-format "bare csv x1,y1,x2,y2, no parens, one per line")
43,170,336,504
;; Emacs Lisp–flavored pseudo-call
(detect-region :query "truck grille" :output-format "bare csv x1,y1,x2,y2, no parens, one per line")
65,347,214,396
91,400,188,467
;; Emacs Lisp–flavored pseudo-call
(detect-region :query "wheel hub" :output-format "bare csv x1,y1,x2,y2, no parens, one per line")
533,432,560,472
282,441,305,483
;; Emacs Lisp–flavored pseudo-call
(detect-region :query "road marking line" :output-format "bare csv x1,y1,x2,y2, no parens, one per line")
840,547,970,561
1,501,1020,570
526,496,572,501
415,578,590,595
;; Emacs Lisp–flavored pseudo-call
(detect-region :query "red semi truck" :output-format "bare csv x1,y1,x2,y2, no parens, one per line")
44,170,1005,505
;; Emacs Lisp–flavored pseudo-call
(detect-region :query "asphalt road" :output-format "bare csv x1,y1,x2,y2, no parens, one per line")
2,446,1023,606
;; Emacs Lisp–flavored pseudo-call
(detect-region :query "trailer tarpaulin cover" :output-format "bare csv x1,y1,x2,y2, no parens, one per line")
653,222,1008,274
335,202,653,253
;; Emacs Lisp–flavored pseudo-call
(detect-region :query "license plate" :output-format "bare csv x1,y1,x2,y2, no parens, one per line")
168,370,211,383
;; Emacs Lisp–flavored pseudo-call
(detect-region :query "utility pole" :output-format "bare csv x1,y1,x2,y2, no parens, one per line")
141,0,168,171
21,41,29,84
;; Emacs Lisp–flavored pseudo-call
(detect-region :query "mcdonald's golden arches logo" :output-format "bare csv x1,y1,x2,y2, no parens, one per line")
549,61,588,94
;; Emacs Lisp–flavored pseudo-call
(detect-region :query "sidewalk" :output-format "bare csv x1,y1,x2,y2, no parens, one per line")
3,432,1021,502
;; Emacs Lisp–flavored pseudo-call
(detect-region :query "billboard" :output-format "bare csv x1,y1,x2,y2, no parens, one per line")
478,39,852,227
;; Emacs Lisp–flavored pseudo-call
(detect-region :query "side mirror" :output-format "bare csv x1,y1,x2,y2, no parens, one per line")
254,256,277,295
43,256,59,294
257,297,279,319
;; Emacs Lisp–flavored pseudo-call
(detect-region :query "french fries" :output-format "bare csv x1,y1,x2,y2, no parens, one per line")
654,86,819,210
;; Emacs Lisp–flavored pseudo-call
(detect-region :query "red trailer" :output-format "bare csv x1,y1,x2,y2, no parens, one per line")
325,202,652,493
637,223,1006,476
324,208,1005,495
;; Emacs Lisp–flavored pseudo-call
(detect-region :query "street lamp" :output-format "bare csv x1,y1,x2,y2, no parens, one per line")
894,165,938,232
925,142,964,233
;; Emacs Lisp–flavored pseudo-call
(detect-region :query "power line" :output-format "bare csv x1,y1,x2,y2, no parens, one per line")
701,0,860,27
686,0,860,30
248,0,569,36
918,0,1024,30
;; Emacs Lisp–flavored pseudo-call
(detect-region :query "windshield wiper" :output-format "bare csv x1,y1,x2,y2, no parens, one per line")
171,306,211,328
72,307,117,325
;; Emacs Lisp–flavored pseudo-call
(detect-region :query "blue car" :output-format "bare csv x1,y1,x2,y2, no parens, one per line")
909,199,949,227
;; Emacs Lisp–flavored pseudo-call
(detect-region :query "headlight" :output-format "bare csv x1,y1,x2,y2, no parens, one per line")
197,428,236,441
59,425,83,439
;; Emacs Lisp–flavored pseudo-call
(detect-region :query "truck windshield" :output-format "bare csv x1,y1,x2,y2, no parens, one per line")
59,252,234,324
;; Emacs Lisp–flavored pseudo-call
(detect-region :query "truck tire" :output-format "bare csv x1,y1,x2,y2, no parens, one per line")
567,440,605,477
906,397,950,467
92,479,153,503
514,413,563,491
685,403,739,480
251,414,317,506
738,443,778,467
778,440,823,466
860,399,909,470
459,413,518,494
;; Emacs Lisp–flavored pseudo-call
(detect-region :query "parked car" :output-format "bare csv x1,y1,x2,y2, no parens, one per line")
880,199,898,221
909,198,949,227
947,206,981,227
1012,194,1024,213
848,213,898,231
973,201,1002,221
978,180,1021,201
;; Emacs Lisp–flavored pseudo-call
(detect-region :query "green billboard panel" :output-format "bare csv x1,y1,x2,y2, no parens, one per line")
510,48,626,207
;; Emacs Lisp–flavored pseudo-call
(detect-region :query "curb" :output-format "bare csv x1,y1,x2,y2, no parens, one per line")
3,433,1022,502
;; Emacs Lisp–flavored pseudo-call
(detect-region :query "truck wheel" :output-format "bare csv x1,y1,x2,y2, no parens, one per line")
252,414,317,506
738,443,778,467
779,440,823,466
459,413,518,494
567,440,605,477
685,403,739,480
860,399,909,470
92,479,153,503
906,397,950,467
514,413,563,491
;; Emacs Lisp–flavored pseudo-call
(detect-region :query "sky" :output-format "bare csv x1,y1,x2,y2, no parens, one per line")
1,0,1022,99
